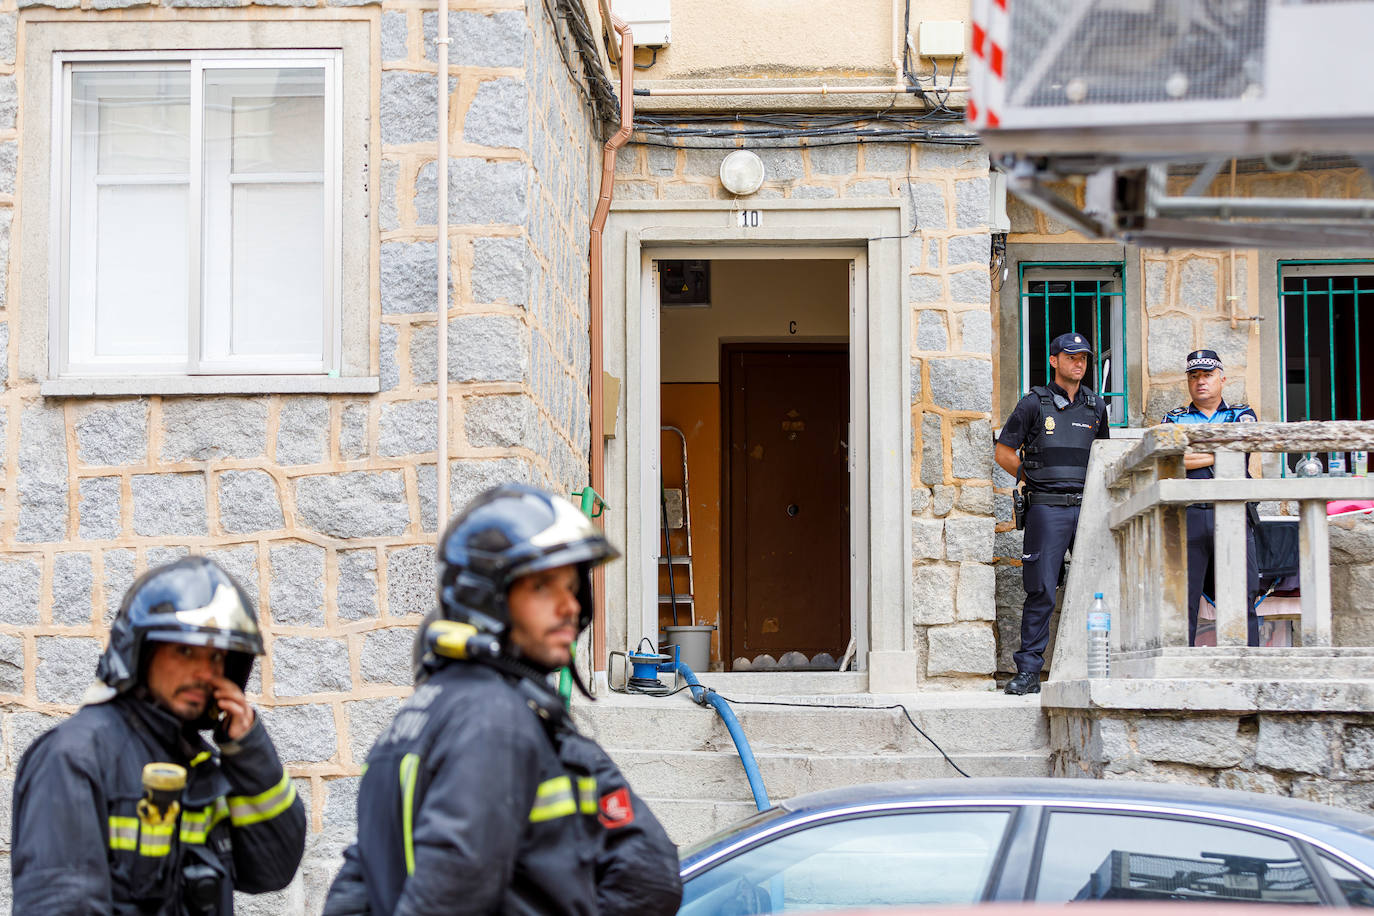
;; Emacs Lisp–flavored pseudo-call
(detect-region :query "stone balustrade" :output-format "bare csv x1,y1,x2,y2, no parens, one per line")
1104,421,1374,676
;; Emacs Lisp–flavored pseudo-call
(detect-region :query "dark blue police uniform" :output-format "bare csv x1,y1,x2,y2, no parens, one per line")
997,335,1111,688
1162,349,1261,646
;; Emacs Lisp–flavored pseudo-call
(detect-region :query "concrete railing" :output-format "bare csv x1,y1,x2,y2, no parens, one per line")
1108,421,1374,652
1049,421,1374,681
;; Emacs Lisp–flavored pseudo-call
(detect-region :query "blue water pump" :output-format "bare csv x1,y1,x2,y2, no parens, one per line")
608,639,679,696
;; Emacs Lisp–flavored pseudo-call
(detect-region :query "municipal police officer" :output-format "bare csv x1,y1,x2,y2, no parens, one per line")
11,557,306,914
1162,349,1262,647
323,484,682,916
995,332,1111,695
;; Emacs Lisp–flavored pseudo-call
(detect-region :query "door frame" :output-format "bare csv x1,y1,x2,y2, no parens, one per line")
634,242,875,674
721,341,851,664
602,200,916,692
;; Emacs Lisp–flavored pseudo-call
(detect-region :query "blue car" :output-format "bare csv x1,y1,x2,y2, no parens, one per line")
678,778,1374,914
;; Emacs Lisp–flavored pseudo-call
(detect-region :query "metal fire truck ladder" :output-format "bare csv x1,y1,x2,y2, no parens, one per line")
659,425,695,626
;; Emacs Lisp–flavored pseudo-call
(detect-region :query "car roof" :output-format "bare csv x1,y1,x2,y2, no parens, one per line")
779,777,1374,837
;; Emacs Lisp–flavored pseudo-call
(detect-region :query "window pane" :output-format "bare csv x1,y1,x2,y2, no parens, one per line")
67,68,190,370
72,70,189,176
230,182,325,357
680,810,1010,915
1321,855,1374,906
201,65,329,367
204,68,325,174
1035,810,1319,904
93,184,189,359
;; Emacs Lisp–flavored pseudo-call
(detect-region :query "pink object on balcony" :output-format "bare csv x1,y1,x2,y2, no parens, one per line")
1327,499,1374,516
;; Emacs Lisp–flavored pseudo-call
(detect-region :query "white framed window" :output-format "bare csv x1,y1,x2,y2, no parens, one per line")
52,50,342,378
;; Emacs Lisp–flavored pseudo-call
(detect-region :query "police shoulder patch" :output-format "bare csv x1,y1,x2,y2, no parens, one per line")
1233,404,1257,421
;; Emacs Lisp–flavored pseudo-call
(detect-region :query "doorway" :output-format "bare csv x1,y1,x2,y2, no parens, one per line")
723,344,850,666
655,257,853,671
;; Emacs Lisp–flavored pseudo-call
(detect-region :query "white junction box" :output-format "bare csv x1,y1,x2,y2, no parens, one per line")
918,20,964,59
613,0,671,47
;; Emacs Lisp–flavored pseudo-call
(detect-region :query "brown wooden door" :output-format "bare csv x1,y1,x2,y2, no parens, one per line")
724,345,849,663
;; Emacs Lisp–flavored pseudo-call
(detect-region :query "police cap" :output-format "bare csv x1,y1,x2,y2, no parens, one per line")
1185,349,1224,373
1049,332,1092,356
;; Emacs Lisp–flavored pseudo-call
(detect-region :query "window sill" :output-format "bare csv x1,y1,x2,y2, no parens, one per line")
40,375,381,397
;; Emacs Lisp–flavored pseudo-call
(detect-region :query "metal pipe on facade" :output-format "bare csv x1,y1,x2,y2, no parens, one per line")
1154,196,1374,220
589,15,634,670
435,0,452,525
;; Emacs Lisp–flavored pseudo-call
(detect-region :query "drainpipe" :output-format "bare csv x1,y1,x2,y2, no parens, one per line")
589,14,633,670
435,0,452,525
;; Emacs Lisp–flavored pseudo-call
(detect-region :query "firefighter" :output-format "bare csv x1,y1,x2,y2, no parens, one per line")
1162,348,1262,646
11,556,306,914
323,483,682,916
995,332,1112,695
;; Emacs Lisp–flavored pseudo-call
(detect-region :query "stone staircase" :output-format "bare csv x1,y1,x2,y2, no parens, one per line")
572,673,1051,845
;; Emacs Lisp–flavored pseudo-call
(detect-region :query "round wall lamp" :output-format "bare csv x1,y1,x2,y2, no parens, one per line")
719,150,765,196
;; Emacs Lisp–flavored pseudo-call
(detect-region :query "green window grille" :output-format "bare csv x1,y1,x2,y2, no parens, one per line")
1018,262,1129,427
1279,259,1374,473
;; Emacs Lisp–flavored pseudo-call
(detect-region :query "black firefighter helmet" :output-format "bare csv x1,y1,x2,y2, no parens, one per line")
427,483,619,665
93,556,264,705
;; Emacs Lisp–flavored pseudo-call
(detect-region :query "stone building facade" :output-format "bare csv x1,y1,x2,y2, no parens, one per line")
0,0,1368,904
0,0,605,908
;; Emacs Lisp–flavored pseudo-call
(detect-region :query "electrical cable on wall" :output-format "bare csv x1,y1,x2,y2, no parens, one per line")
630,112,978,150
542,0,622,126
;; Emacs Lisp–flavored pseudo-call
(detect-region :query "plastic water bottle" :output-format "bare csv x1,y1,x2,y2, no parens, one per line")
1328,451,1347,477
1087,593,1111,679
1354,451,1369,478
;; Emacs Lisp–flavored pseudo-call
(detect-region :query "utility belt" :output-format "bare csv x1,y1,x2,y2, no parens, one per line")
1025,491,1083,507
1013,489,1083,530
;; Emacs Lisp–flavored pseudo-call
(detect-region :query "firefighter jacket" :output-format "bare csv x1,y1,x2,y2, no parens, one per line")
321,661,682,916
11,693,306,915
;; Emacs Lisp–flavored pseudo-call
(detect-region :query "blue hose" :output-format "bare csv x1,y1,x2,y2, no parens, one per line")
670,660,770,812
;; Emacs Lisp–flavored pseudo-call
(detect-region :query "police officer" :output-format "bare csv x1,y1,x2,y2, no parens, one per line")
995,332,1111,695
323,483,682,916
1162,348,1262,647
11,557,306,914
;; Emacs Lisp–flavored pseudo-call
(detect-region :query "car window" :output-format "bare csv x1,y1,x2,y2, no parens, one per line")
1321,855,1374,906
679,809,1011,915
1034,810,1320,904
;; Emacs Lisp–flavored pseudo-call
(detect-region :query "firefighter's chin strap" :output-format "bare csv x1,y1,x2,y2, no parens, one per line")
422,620,578,732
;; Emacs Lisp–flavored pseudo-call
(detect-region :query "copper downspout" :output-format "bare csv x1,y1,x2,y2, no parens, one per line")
589,15,633,671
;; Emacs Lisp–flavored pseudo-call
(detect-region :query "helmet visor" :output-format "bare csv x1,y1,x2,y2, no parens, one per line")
144,627,263,657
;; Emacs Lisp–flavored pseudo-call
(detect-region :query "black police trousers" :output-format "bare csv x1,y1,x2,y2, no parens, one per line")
1186,505,1260,647
1015,502,1080,675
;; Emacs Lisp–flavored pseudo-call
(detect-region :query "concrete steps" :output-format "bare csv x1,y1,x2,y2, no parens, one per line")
574,681,1051,844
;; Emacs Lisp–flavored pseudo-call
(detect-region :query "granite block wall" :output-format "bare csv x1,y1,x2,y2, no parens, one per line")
0,0,600,910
